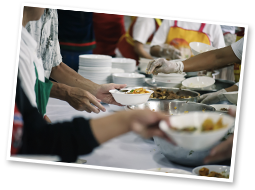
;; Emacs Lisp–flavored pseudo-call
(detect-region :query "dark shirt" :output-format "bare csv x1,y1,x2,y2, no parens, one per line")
57,10,96,52
15,75,99,162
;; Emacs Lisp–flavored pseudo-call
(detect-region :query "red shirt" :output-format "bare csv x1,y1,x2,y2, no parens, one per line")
93,13,125,56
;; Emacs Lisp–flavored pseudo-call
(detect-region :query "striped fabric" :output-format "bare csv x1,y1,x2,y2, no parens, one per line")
11,104,23,155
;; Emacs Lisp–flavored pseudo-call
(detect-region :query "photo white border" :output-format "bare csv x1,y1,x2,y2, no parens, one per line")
6,2,248,184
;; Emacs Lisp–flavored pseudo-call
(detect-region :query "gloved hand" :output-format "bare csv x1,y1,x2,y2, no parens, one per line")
160,44,182,60
198,89,227,104
146,58,184,75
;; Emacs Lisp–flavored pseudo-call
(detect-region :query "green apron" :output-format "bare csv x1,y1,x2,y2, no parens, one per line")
33,62,53,116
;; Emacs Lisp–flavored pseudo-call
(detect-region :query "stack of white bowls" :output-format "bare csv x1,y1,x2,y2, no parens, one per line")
138,58,153,73
112,58,136,73
153,73,186,88
112,73,145,87
78,54,112,84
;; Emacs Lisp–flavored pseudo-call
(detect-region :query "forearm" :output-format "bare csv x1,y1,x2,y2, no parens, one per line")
134,41,153,59
150,45,162,57
50,62,100,95
225,85,238,92
90,111,130,144
183,46,241,72
49,81,69,101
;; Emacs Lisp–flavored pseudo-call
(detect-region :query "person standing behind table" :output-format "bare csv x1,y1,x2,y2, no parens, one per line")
57,10,96,72
93,13,125,57
26,8,126,114
150,20,225,61
116,17,162,65
214,25,237,81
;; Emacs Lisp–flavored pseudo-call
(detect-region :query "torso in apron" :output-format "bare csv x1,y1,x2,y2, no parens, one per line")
117,17,161,64
165,21,211,59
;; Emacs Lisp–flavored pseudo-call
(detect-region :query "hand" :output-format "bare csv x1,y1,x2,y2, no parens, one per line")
66,87,106,113
146,58,184,75
95,83,127,106
203,108,236,164
198,89,227,104
44,115,51,123
127,110,175,143
160,44,182,60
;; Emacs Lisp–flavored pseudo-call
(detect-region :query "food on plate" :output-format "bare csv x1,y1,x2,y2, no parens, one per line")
202,118,226,131
150,88,192,99
199,167,209,176
199,167,229,178
220,108,228,111
126,88,150,94
171,126,197,132
184,111,189,114
171,117,227,133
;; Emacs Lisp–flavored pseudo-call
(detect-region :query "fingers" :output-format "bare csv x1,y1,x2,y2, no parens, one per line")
89,96,106,112
147,58,163,74
146,59,156,74
112,83,127,90
197,94,207,103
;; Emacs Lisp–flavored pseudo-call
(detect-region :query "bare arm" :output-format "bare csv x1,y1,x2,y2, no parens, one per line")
134,41,153,59
50,62,100,96
183,46,241,72
150,45,162,57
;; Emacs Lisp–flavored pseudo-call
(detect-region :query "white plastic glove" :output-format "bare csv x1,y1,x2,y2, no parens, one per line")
160,44,182,60
146,58,184,75
198,89,227,104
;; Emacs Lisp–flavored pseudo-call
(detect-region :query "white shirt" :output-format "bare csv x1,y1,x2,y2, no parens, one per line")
26,9,62,79
19,27,46,108
231,37,244,60
150,20,225,48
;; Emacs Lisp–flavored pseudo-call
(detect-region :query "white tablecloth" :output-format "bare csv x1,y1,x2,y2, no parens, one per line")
45,98,193,172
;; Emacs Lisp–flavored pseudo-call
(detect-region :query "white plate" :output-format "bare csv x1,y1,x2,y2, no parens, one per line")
146,168,192,175
192,165,230,178
79,54,112,60
159,112,235,151
210,104,237,112
113,73,145,78
189,42,216,56
223,91,238,105
182,76,215,90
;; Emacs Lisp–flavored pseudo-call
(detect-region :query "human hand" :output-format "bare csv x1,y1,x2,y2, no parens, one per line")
44,115,51,123
95,83,127,106
146,58,184,75
198,89,227,104
160,44,182,60
127,109,175,143
66,86,106,113
204,108,236,164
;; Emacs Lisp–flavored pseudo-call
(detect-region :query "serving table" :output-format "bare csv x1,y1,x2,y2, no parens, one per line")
45,98,194,172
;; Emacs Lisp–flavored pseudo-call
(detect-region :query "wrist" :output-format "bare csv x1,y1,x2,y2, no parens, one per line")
50,82,70,101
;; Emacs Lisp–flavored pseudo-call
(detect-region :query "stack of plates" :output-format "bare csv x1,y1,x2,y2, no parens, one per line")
112,73,145,87
112,58,136,73
138,58,153,73
79,54,112,67
78,67,112,84
153,73,186,88
78,54,112,84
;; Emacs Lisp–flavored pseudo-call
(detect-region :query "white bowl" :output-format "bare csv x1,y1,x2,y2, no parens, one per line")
109,88,154,105
192,165,230,178
189,42,216,56
210,104,237,113
223,91,238,105
112,73,145,78
182,76,215,90
159,112,235,151
146,168,192,175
